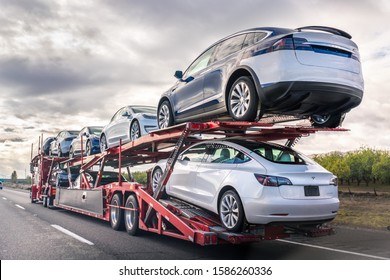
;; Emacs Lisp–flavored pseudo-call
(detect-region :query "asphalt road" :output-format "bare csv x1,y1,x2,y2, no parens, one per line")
1,187,389,260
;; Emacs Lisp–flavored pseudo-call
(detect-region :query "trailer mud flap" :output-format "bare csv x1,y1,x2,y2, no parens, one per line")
55,188,104,216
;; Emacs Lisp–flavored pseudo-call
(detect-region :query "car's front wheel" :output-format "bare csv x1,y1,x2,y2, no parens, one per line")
310,113,344,128
100,134,108,151
219,189,245,232
69,147,74,158
158,100,174,129
86,141,92,156
228,76,259,122
151,167,163,194
130,120,141,141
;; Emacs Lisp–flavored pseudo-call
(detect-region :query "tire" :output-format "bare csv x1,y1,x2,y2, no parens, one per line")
100,134,108,151
110,193,124,230
124,194,139,236
130,120,141,141
47,195,53,208
227,76,259,122
310,113,343,128
43,195,48,208
151,167,163,194
86,141,92,156
219,190,245,232
69,147,74,158
158,100,174,129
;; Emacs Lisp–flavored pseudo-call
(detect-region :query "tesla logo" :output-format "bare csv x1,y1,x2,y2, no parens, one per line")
312,177,316,180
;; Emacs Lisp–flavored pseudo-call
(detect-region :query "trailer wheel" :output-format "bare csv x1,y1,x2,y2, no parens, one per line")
219,189,245,232
110,193,124,230
47,195,53,208
124,194,139,236
43,196,48,207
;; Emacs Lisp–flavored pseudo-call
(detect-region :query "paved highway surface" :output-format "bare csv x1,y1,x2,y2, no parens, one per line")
1,187,389,260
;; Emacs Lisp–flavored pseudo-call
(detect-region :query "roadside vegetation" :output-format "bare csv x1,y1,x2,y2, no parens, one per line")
314,148,390,230
313,147,390,192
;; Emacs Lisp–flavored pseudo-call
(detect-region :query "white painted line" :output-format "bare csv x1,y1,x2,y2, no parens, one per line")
51,225,94,245
15,204,25,210
2,197,7,200
277,239,389,260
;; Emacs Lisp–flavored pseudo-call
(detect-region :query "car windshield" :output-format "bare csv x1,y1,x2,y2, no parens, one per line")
231,140,306,164
131,106,156,114
68,131,79,135
89,127,103,136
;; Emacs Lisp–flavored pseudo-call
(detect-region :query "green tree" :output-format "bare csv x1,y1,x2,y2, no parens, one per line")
11,170,18,183
26,175,32,184
373,151,390,184
313,152,350,184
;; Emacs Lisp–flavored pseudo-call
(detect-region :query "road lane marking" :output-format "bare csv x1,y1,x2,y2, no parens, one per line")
2,197,7,200
51,225,94,245
15,204,25,210
277,239,389,260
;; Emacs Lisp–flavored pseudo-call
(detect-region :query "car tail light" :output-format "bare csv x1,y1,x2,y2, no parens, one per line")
254,174,292,187
271,36,294,51
330,177,338,186
263,36,312,53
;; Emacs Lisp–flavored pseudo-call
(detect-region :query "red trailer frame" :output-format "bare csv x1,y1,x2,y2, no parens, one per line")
30,121,347,245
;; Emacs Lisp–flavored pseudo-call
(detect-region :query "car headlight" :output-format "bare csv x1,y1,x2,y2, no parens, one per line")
330,177,338,186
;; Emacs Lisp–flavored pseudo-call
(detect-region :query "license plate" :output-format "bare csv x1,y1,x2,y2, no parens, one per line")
304,186,320,196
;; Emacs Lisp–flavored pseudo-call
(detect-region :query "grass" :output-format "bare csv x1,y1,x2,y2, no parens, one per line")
332,191,390,230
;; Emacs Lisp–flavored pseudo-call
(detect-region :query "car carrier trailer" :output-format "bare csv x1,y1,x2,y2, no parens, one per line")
30,121,345,245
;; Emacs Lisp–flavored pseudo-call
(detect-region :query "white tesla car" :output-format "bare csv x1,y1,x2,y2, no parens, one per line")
152,139,339,232
100,105,158,150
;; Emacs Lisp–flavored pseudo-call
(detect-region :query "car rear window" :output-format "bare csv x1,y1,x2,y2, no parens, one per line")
231,140,306,164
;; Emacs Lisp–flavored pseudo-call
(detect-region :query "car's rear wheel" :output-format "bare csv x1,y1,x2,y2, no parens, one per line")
158,100,174,129
130,120,141,141
228,77,259,122
100,134,108,151
219,189,245,232
310,113,343,128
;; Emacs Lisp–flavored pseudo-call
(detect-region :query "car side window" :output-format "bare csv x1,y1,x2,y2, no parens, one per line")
243,32,268,48
204,144,250,164
253,146,304,164
213,34,246,62
185,46,217,78
180,144,208,162
111,108,124,122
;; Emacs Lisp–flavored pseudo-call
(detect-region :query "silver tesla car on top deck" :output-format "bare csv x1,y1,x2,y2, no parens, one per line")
152,139,339,232
157,26,364,129
100,105,158,150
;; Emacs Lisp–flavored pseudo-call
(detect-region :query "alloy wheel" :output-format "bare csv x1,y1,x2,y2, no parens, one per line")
230,81,251,118
158,103,171,129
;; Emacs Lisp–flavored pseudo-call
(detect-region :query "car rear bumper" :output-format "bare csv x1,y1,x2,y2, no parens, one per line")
242,196,339,225
261,81,363,116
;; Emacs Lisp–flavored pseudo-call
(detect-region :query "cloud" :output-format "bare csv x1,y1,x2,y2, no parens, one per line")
0,0,389,178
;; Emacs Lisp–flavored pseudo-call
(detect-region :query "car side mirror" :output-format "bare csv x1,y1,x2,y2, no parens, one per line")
174,70,183,79
83,132,89,137
121,111,129,117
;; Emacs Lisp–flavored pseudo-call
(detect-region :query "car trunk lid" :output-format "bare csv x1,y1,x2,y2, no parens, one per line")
292,31,360,73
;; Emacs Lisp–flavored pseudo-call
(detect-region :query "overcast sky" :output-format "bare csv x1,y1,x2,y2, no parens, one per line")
0,0,389,179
